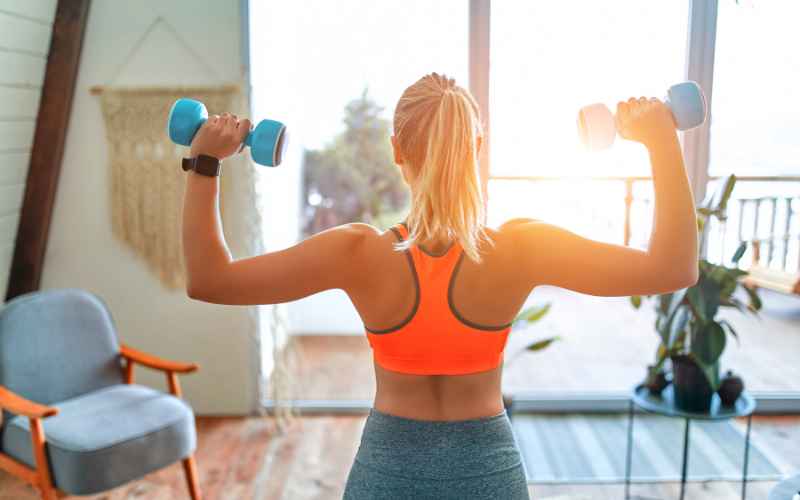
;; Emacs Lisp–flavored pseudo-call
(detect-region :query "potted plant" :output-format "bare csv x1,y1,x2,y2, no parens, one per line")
501,303,560,412
632,175,762,412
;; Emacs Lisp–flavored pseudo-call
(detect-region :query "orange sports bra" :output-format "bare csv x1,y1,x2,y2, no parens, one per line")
365,223,513,376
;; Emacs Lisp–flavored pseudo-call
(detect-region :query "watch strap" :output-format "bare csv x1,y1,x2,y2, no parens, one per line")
182,155,221,177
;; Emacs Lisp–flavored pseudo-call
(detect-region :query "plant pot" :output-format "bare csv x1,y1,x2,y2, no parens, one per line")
671,355,714,412
718,370,744,406
644,365,671,396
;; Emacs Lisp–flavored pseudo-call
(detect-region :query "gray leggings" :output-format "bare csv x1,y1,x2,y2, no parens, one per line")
343,409,529,500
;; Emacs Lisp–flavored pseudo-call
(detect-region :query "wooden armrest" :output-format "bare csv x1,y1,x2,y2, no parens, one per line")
0,386,58,419
119,344,199,374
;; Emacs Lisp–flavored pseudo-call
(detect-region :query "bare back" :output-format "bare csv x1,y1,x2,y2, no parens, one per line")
348,224,531,421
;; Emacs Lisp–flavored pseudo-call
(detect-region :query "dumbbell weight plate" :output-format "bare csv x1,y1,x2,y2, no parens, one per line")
168,99,208,147
246,119,289,167
576,103,617,151
665,81,706,132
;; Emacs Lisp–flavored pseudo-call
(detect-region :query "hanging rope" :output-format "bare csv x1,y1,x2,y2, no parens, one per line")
101,15,227,88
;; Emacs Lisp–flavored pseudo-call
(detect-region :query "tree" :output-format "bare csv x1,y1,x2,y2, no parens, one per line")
303,88,409,235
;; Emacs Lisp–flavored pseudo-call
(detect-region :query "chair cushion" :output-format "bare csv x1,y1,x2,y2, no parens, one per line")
0,384,196,496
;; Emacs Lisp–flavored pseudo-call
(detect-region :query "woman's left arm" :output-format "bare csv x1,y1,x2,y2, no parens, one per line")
181,112,369,305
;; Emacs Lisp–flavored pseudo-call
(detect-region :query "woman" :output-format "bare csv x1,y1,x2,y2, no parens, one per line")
181,73,698,499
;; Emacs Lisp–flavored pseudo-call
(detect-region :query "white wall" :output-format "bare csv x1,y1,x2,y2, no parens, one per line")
0,0,57,299
39,0,258,415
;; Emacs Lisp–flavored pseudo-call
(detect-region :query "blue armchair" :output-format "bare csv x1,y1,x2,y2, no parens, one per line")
0,289,201,499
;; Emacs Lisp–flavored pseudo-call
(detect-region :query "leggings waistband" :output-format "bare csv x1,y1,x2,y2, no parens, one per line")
354,409,522,480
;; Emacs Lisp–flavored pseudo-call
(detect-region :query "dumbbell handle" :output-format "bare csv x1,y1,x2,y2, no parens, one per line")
607,99,677,132
190,118,259,147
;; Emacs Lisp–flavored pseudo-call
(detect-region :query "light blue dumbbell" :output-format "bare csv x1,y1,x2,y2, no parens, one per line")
576,81,707,151
167,98,289,167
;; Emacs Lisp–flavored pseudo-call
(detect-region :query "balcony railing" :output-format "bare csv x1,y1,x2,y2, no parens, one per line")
489,175,800,275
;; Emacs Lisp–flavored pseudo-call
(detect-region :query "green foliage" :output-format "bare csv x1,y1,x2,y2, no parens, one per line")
513,304,558,351
503,303,558,369
514,304,551,325
525,336,562,352
304,88,409,233
639,175,763,391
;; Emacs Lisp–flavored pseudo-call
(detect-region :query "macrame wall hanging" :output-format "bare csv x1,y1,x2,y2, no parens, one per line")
100,87,233,289
93,16,298,428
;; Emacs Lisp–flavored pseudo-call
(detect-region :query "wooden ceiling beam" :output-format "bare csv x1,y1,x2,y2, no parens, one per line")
6,0,92,301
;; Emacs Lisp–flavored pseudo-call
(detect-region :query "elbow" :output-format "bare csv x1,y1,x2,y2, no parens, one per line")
185,282,203,301
185,277,211,302
651,264,698,294
679,266,699,289
666,266,698,292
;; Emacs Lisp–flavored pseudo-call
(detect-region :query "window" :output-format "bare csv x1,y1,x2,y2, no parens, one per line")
709,0,800,177
487,0,690,246
250,0,469,400
490,0,690,179
705,0,800,272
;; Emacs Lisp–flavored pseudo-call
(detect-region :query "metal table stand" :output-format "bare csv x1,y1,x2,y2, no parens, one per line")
624,384,756,500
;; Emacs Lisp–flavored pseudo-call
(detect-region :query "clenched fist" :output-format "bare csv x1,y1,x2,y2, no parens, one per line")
189,113,254,160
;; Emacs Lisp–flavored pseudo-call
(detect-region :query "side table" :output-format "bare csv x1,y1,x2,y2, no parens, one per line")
625,384,756,500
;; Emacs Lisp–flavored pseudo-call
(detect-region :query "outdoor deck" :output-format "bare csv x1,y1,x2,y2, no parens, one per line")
293,286,800,399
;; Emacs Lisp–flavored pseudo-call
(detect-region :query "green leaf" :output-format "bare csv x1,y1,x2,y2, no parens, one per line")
722,280,737,297
700,175,736,214
514,304,551,325
655,291,683,343
648,347,672,384
667,288,688,318
655,292,675,317
525,336,561,351
690,352,722,392
686,274,720,322
718,175,737,213
692,321,726,366
708,266,732,288
743,285,762,311
655,316,670,345
719,320,740,346
731,242,747,264
719,296,746,313
668,305,691,348
725,268,749,278
631,296,642,309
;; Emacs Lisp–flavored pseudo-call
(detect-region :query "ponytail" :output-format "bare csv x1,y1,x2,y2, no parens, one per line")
393,73,489,263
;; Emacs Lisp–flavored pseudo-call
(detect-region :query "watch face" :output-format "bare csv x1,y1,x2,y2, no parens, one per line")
274,127,290,166
195,155,221,176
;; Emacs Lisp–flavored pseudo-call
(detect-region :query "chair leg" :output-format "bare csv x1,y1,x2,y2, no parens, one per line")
182,454,201,500
29,419,57,500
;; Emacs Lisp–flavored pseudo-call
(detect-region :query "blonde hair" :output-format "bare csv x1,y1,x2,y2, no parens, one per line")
393,73,489,262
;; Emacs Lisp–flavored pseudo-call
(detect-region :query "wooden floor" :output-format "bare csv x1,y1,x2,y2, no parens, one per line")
294,287,800,399
3,288,798,499
1,414,798,500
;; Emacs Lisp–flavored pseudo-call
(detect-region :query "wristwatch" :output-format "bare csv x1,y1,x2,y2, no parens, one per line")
182,154,222,177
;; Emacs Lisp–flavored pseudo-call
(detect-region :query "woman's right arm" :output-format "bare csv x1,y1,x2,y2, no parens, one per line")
508,97,698,297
